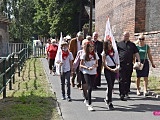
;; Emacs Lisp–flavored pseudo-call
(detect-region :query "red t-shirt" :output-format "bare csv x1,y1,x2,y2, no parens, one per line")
47,44,58,59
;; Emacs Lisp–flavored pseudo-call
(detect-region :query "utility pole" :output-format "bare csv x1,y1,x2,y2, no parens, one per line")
89,0,93,36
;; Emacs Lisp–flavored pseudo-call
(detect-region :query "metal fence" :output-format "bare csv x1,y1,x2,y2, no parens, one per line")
0,47,29,98
7,43,28,57
33,44,46,57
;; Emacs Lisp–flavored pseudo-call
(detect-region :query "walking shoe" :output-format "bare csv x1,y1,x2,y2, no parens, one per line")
137,90,141,96
88,105,94,111
107,103,114,110
125,94,130,98
61,96,66,100
71,82,75,87
67,97,72,102
120,95,127,101
144,91,149,97
84,99,89,106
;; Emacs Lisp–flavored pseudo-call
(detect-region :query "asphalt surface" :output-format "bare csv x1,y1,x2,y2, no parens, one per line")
41,58,160,120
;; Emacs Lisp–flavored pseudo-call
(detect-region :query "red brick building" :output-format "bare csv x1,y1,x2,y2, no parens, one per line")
95,0,160,75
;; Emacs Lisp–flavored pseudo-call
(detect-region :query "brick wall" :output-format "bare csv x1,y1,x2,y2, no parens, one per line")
95,0,136,41
145,0,160,32
135,31,160,76
95,0,160,76
135,0,146,33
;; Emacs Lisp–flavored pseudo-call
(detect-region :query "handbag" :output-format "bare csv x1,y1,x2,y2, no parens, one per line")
133,62,144,70
133,45,147,70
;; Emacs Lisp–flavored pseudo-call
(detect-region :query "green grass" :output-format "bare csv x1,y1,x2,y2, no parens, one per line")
132,70,160,94
0,58,60,120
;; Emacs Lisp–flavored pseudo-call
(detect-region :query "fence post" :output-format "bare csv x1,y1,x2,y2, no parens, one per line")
12,53,15,84
18,53,20,77
9,56,12,90
3,59,6,98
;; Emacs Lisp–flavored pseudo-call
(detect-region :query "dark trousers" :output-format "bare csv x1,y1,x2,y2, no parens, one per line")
104,67,116,103
84,74,96,105
71,66,81,87
48,59,55,71
60,71,71,97
93,59,102,87
119,63,133,96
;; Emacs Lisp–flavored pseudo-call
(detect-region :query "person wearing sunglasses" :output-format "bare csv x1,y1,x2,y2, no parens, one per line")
135,34,156,97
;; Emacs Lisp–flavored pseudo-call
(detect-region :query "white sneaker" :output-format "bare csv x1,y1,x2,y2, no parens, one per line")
88,105,94,111
84,100,89,106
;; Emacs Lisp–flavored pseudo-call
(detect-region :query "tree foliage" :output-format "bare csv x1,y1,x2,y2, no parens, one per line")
0,0,90,42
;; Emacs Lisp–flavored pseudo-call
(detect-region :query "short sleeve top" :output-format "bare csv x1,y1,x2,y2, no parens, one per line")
80,53,99,75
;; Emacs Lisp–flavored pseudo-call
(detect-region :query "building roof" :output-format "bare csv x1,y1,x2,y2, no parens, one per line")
85,6,95,21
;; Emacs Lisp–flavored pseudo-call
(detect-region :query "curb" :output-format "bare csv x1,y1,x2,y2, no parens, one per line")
41,59,64,120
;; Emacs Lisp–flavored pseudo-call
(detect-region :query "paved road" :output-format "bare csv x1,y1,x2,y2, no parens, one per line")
41,58,160,120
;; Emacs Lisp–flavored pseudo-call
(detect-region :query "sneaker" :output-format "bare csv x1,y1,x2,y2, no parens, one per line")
120,95,127,101
108,103,114,110
88,105,94,111
67,97,72,102
137,90,141,96
144,91,149,97
84,99,89,106
61,96,66,100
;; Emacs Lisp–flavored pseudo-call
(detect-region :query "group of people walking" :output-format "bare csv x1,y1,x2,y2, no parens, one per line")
45,31,155,111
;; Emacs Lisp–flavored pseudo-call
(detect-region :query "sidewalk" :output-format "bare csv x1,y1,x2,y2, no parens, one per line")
41,58,160,120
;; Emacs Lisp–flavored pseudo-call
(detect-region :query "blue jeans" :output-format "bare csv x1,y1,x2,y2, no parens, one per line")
60,71,71,98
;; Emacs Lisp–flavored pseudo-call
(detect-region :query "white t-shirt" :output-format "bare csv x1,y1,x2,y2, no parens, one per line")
56,51,74,73
80,53,99,75
101,51,120,67
77,38,81,51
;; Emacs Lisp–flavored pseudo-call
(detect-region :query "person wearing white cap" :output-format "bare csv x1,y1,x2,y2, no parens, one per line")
69,31,84,88
55,41,74,101
65,35,71,43
46,39,58,74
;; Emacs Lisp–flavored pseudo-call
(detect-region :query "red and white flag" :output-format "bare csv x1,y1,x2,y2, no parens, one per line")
104,17,120,67
104,17,117,51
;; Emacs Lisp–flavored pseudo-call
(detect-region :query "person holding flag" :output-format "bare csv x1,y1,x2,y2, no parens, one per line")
102,17,120,110
55,41,74,102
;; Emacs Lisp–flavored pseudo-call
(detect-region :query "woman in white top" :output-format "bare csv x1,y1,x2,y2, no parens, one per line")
73,39,89,103
80,42,99,111
102,40,120,110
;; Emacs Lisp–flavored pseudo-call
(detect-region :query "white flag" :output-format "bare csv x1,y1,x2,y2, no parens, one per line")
55,32,63,75
104,17,117,51
104,17,120,66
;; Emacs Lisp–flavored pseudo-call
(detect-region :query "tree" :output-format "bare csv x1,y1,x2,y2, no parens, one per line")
33,0,50,38
47,0,89,37
1,0,90,42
